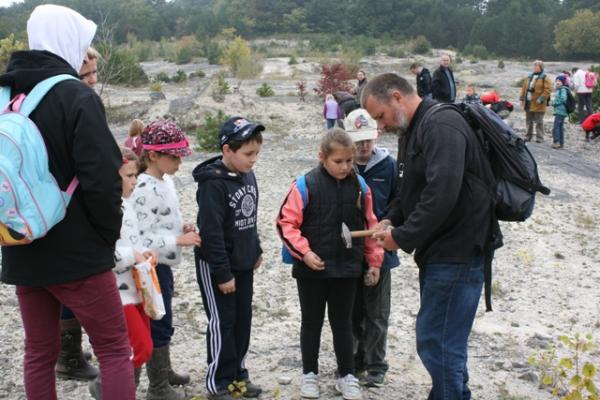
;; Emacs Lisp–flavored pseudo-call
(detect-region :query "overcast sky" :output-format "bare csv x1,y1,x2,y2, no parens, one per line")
0,0,22,7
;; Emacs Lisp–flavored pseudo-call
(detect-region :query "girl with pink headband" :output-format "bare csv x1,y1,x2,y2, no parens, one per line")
130,120,202,400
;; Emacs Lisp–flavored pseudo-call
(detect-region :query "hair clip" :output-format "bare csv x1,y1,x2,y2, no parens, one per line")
122,158,129,164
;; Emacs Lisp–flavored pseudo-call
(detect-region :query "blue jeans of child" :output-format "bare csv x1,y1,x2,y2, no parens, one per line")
416,255,484,400
326,119,336,129
552,115,565,146
151,263,175,348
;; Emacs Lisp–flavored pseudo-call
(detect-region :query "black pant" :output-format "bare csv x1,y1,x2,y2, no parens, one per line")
297,278,357,377
196,260,253,395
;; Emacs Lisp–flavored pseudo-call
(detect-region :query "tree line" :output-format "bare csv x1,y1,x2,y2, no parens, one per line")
1,0,599,60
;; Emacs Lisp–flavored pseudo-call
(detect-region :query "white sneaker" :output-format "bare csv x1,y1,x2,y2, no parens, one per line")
300,372,320,399
335,374,362,400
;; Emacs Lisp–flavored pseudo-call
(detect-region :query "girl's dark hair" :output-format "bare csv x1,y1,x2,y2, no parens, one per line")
119,146,139,170
320,128,355,157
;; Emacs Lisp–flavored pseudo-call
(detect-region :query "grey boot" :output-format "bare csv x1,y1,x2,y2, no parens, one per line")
146,346,185,400
166,345,190,386
56,319,99,381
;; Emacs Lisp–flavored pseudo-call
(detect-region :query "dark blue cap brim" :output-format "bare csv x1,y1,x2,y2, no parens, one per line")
220,124,265,147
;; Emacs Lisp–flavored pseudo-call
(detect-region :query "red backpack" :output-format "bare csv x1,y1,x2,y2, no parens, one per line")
585,71,598,89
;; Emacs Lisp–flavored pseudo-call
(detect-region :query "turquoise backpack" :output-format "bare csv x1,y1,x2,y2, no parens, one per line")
0,74,79,245
281,174,368,264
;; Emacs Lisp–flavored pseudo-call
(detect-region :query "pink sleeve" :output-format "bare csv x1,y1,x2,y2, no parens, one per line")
276,182,311,259
363,187,384,268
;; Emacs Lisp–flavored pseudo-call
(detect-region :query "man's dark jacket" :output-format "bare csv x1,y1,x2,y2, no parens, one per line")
431,66,456,103
416,68,432,98
0,50,122,286
386,98,495,268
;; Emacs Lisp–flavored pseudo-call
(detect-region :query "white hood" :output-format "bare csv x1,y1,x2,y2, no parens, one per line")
27,4,97,72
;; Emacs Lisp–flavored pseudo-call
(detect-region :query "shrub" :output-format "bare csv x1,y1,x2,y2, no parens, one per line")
190,69,206,79
172,70,187,83
204,39,222,65
289,55,298,65
498,60,505,69
98,46,148,86
220,36,252,76
0,34,26,73
155,72,171,83
256,83,275,97
313,64,354,97
386,47,406,58
455,55,463,64
211,72,231,102
150,82,162,92
411,35,432,55
236,59,262,80
196,110,230,151
529,333,599,399
176,46,193,65
297,80,308,102
463,44,491,60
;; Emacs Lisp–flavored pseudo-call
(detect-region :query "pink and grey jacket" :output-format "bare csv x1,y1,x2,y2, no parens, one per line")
277,167,383,279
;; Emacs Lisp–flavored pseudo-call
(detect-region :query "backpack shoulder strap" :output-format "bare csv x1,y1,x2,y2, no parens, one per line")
0,87,11,111
295,175,308,208
19,74,79,117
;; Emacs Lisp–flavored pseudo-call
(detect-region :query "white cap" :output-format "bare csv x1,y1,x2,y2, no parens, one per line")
344,109,378,142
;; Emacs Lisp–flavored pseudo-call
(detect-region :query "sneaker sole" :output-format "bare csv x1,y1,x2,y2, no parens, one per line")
334,383,362,400
300,391,320,399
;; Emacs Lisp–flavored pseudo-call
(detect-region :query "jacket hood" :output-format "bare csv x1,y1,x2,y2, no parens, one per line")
361,147,390,173
192,155,244,184
27,4,97,73
0,50,78,93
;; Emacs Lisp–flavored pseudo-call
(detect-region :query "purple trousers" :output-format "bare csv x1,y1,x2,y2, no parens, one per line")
16,270,135,400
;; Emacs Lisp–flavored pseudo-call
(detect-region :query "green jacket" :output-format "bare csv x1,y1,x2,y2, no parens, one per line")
551,86,568,117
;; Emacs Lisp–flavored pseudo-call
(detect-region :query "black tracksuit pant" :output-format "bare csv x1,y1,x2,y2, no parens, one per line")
196,261,253,394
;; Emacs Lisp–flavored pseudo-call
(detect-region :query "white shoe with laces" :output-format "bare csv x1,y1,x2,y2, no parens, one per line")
335,374,362,400
300,372,320,399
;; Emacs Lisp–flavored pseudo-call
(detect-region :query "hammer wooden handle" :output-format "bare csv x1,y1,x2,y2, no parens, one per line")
350,229,377,238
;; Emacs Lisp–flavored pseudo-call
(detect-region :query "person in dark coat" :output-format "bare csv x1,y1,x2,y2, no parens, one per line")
0,5,134,399
409,62,432,99
431,54,457,103
362,73,499,400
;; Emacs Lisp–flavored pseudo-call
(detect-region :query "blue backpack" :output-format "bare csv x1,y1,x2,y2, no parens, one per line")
281,174,368,264
0,74,79,245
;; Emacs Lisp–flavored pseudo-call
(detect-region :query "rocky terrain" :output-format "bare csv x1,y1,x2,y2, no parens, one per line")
0,51,599,399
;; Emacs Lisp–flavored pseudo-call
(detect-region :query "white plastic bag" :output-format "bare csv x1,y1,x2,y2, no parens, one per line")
132,258,165,320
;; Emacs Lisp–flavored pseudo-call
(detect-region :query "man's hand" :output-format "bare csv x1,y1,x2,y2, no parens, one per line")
372,229,400,251
302,251,325,271
364,267,380,287
253,255,263,271
374,219,392,232
218,278,236,294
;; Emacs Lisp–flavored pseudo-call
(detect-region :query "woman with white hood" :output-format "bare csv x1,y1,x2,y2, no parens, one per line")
0,5,134,400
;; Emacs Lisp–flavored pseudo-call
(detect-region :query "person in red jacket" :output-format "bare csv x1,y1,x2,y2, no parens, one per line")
582,112,600,141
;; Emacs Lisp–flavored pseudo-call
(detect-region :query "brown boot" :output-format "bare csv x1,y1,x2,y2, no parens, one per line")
166,345,190,386
146,346,185,400
55,319,99,381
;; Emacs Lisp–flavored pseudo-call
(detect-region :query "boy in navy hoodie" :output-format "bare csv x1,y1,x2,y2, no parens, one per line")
193,117,264,400
345,109,400,388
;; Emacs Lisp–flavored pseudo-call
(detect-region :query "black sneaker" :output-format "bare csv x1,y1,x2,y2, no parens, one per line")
364,372,385,387
208,390,236,400
242,380,262,398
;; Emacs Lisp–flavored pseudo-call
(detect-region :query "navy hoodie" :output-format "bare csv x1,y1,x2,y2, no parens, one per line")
193,156,262,284
355,147,400,270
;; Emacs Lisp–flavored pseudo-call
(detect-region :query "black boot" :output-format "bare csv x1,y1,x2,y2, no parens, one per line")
55,319,99,381
166,344,190,386
146,346,185,400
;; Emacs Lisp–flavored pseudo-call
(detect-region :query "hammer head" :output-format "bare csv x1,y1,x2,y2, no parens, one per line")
341,222,352,249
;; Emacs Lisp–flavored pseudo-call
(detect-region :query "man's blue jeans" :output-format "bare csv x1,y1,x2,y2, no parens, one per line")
416,256,484,400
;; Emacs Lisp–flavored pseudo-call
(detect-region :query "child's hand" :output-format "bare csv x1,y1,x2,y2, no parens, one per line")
218,278,236,294
364,267,380,287
142,250,158,262
303,251,325,271
176,231,202,247
133,250,146,264
183,223,196,234
253,255,263,271
374,219,392,232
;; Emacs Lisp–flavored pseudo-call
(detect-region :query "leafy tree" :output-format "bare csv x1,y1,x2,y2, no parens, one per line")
0,34,26,73
313,64,354,97
554,9,600,59
220,36,252,76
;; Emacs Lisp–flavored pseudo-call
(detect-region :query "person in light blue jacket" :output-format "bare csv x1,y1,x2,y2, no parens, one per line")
551,75,569,149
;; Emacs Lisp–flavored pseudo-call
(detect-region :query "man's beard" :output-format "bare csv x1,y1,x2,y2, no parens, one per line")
384,111,410,136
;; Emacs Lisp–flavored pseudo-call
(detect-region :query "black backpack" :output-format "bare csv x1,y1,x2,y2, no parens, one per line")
417,103,551,311
564,88,576,114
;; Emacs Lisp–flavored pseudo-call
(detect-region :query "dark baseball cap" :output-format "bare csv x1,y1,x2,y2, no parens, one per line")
219,116,265,148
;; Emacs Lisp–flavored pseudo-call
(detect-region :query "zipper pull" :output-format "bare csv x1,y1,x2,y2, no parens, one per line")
398,163,404,178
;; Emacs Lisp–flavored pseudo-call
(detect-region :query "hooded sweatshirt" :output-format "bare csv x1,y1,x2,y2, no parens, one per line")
0,6,122,286
355,147,400,270
193,156,262,284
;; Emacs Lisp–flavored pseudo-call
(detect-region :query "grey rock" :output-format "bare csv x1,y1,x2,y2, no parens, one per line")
518,371,538,383
150,91,166,101
169,97,195,114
